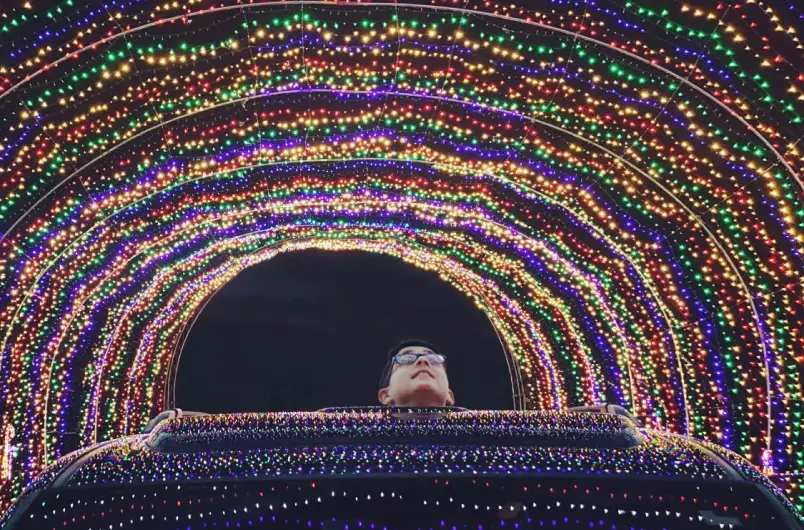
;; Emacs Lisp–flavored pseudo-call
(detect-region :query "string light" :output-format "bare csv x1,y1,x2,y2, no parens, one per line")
0,0,801,515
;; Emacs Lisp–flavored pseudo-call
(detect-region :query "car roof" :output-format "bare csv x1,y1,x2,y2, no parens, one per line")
47,408,746,488
5,407,802,529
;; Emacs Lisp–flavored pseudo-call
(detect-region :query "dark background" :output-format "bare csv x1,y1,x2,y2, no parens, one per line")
176,250,514,412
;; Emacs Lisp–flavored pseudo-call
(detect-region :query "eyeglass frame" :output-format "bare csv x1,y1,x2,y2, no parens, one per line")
391,351,447,366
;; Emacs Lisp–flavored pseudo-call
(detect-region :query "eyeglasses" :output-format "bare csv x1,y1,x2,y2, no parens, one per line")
392,352,446,366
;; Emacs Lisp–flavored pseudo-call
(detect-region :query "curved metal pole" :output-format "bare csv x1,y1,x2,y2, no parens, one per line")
0,1,797,190
163,282,228,410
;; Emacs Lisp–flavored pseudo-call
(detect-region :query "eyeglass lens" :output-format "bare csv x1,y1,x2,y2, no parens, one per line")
395,353,445,365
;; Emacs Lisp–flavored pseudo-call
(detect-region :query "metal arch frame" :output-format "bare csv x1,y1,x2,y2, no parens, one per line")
0,0,787,450
9,80,751,454
11,84,765,443
105,187,650,429
26,154,656,455
0,1,797,189
108,194,652,429
0,4,782,441
159,233,528,412
163,283,228,410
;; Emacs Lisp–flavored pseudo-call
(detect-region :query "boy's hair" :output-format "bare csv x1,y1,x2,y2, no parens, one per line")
378,339,445,389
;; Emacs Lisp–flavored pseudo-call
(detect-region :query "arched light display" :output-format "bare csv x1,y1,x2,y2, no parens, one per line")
0,0,801,512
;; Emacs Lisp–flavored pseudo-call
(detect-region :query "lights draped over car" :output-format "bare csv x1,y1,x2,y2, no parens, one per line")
2,409,803,529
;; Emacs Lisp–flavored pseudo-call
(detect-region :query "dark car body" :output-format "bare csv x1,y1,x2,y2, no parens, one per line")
2,406,802,529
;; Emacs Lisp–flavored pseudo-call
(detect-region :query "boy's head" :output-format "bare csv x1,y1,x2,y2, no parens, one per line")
377,339,455,407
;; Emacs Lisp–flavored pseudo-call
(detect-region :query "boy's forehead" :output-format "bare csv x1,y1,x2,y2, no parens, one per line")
397,345,434,355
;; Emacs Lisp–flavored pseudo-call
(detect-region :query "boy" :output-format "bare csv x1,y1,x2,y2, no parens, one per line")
378,339,455,407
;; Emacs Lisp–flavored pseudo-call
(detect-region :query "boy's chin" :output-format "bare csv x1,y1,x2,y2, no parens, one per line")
405,384,445,403
411,381,440,393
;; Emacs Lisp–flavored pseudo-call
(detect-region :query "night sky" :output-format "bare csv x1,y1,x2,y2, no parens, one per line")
175,251,514,412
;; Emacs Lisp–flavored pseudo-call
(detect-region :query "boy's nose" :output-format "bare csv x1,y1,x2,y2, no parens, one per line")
415,357,431,366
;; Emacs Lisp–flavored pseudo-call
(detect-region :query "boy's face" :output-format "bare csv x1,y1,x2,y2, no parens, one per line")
377,346,455,407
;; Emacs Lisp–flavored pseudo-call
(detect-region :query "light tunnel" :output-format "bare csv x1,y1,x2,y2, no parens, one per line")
0,0,802,513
